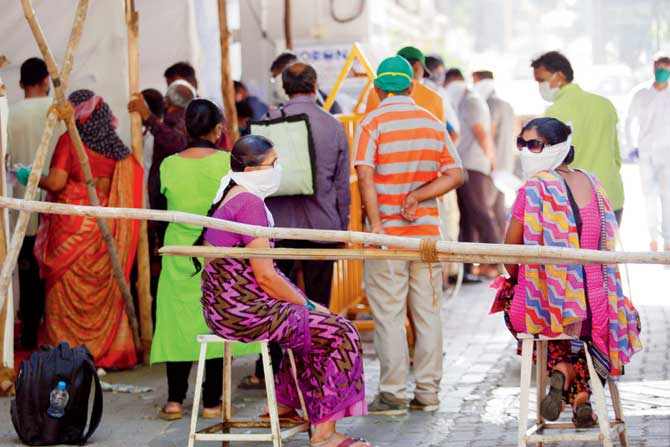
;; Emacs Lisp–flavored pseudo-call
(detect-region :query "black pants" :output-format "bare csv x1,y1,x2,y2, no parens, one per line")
18,236,45,349
614,209,623,226
166,359,223,408
274,239,337,307
457,170,503,273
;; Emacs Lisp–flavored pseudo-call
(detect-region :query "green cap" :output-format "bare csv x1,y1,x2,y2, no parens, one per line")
374,56,414,92
397,46,430,75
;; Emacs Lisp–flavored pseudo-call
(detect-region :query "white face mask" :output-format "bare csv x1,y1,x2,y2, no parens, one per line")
473,79,495,100
445,80,467,108
538,73,560,102
519,135,572,179
213,164,283,226
271,77,289,105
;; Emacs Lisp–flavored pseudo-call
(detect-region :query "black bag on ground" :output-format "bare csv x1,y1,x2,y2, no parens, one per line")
10,342,103,446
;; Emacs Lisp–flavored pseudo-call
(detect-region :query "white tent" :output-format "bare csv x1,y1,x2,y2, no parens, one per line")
0,0,240,143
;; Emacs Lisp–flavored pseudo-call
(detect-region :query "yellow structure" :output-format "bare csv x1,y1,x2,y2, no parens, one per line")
325,44,376,332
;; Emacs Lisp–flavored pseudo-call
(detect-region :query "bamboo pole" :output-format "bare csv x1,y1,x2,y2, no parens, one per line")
3,0,142,351
283,0,293,50
217,0,239,143
2,197,670,266
0,85,9,366
125,0,153,362
159,246,648,266
0,0,85,333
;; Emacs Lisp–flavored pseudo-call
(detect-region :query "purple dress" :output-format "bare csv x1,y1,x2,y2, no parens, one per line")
200,192,367,423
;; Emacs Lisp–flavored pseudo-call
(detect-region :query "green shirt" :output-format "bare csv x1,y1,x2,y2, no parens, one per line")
545,83,624,210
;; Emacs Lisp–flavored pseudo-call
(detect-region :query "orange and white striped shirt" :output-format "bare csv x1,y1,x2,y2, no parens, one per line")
353,95,461,238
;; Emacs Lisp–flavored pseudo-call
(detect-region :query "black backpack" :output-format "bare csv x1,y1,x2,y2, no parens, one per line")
11,342,103,446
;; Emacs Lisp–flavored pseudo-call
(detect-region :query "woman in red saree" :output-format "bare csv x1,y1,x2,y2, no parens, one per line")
34,89,142,369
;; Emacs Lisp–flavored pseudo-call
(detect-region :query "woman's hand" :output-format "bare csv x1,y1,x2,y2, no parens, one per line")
247,238,308,305
313,302,330,314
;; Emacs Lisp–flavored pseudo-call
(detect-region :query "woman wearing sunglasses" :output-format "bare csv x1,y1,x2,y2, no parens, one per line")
497,117,641,427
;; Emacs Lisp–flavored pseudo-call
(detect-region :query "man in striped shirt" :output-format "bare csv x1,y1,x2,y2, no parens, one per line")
354,56,464,414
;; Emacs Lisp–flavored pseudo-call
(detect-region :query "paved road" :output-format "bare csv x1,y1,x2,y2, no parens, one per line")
0,165,668,446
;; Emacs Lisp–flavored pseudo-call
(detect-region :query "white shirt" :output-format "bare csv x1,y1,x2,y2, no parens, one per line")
424,79,461,133
7,97,64,235
626,83,670,163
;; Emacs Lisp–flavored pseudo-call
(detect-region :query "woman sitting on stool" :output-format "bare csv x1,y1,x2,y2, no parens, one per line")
499,117,641,427
195,135,370,447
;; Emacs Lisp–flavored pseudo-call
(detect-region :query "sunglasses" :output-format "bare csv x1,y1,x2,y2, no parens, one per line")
516,137,547,153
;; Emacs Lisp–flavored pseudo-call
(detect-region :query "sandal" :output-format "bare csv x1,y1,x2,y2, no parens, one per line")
159,405,183,421
259,408,305,424
238,375,266,390
201,405,225,419
310,434,370,447
573,402,596,428
540,370,566,421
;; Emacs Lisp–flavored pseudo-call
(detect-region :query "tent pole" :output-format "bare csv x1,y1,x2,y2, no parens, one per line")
284,0,293,49
217,0,239,143
1,0,142,352
125,0,153,363
0,77,11,368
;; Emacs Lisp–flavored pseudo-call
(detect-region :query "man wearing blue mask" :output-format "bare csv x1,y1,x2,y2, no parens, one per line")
626,55,670,251
531,51,625,223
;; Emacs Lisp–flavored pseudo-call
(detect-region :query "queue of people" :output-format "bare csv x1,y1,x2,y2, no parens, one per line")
3,44,646,445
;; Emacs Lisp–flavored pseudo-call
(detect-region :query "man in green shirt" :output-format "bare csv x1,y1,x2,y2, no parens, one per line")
531,51,625,221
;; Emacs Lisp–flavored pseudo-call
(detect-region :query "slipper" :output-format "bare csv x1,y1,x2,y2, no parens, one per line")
573,402,596,428
259,408,305,424
238,375,266,390
310,434,370,447
159,405,183,421
540,370,566,421
200,405,224,419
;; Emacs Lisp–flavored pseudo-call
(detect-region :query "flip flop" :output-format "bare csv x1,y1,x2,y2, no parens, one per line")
573,402,596,428
159,405,183,421
259,408,305,424
238,375,266,390
540,370,566,421
310,434,370,447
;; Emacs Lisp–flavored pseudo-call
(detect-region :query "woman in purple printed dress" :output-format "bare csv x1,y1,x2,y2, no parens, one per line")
194,135,370,447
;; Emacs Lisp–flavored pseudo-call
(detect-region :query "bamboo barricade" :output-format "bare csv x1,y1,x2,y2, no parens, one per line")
0,79,10,366
217,0,239,143
2,197,670,267
125,0,153,362
0,0,86,337
0,0,142,351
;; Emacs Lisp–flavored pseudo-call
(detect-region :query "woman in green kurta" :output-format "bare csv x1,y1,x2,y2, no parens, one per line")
151,99,230,421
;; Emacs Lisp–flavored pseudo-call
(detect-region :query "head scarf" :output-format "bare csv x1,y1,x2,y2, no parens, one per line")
69,89,130,160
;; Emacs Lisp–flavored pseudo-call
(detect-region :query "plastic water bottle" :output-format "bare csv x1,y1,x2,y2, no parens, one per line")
47,381,69,418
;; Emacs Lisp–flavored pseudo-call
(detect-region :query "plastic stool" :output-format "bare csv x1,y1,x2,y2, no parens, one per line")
187,335,309,447
517,333,627,447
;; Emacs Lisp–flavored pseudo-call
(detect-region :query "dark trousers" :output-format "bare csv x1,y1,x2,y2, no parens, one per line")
18,236,45,349
457,170,503,273
274,239,337,307
166,358,223,408
255,239,337,380
457,170,503,244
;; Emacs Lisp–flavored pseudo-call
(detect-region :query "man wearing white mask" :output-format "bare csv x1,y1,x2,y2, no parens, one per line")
425,55,460,143
473,70,517,233
444,68,500,280
531,51,624,223
625,55,670,251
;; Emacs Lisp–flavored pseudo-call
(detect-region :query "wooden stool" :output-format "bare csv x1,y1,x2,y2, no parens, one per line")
187,335,310,447
517,333,628,447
